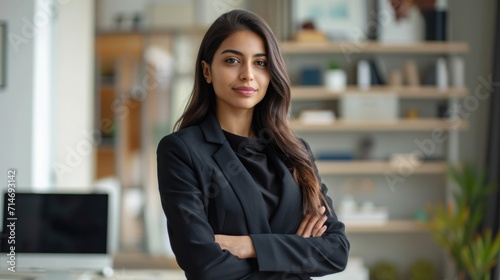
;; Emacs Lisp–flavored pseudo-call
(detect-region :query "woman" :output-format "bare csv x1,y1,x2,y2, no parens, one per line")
157,9,349,280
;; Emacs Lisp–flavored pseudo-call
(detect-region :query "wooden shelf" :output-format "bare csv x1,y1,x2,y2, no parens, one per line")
345,220,430,233
281,41,470,54
290,119,468,132
291,86,469,100
316,161,446,175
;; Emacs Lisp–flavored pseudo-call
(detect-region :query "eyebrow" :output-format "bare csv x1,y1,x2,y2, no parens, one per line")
220,49,267,58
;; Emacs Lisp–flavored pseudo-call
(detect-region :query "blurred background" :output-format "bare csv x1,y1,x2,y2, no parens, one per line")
0,0,499,279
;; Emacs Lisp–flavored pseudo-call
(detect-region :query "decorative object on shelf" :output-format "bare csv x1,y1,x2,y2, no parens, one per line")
428,164,500,280
388,69,403,87
298,109,335,124
132,13,143,30
436,57,449,89
377,0,424,43
405,108,420,119
0,21,6,88
340,93,399,121
292,0,367,42
114,13,125,30
316,151,354,161
449,56,465,87
437,101,449,118
113,13,143,31
293,21,328,42
421,0,447,41
357,135,374,160
338,196,389,225
424,62,437,85
357,60,371,90
389,153,422,168
414,208,428,222
339,195,357,214
408,259,438,280
301,67,322,85
404,60,420,86
324,60,347,92
369,59,385,85
370,261,399,280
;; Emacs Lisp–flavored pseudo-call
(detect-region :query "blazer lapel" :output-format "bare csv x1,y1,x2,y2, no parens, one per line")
200,113,271,234
266,148,303,233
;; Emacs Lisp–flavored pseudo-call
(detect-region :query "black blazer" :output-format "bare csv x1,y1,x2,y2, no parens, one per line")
157,113,349,280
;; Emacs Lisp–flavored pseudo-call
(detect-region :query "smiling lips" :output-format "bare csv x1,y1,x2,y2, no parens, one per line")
233,86,257,96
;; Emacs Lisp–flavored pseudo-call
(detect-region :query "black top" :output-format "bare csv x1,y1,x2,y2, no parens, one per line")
223,130,281,220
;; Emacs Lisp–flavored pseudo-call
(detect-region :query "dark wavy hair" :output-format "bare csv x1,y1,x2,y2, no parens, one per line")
174,9,327,216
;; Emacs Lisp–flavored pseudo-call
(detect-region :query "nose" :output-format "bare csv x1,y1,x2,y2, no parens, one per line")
239,63,255,81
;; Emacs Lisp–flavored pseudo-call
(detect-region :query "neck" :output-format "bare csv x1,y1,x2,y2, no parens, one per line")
216,108,255,138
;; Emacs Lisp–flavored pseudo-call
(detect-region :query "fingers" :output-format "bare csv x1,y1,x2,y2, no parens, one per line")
296,206,327,238
295,213,312,236
311,215,328,237
303,206,325,237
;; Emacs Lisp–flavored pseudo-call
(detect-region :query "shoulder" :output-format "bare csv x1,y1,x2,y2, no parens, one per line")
160,126,203,144
297,137,312,152
157,125,204,154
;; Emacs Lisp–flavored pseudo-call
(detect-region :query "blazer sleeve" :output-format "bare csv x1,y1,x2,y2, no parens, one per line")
249,139,350,276
157,134,256,280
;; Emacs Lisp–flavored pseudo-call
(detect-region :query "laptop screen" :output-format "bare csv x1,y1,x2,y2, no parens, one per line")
1,193,108,254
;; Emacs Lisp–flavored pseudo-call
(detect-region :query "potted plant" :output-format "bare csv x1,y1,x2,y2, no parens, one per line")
324,60,346,92
409,259,437,280
428,164,500,280
370,261,398,280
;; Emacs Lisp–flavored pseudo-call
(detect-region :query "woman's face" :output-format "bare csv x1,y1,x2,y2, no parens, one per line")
202,30,270,116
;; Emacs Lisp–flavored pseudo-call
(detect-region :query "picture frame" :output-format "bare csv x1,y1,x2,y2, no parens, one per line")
0,22,5,88
292,0,367,42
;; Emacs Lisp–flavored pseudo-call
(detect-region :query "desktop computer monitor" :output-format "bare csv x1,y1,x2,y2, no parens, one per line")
0,192,112,277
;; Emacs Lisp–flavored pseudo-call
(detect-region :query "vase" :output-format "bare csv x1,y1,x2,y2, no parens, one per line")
324,69,346,92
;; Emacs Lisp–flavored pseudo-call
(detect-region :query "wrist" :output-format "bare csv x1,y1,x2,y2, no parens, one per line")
242,236,256,259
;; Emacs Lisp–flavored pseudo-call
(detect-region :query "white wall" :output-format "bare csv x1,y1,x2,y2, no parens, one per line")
52,0,95,189
0,0,37,190
0,0,95,191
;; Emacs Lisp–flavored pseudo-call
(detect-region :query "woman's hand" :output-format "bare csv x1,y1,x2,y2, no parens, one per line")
214,235,256,259
296,206,328,238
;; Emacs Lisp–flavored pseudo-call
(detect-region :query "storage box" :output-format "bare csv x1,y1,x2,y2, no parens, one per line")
340,93,399,121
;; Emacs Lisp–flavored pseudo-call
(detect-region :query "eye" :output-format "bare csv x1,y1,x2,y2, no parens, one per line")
225,58,240,64
255,60,267,67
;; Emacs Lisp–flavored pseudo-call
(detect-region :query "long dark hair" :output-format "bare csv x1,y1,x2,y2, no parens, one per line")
174,9,328,216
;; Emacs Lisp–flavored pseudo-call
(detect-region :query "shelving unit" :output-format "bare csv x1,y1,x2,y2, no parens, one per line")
290,86,469,100
283,40,469,277
290,119,469,132
316,161,447,175
346,220,430,233
281,41,470,54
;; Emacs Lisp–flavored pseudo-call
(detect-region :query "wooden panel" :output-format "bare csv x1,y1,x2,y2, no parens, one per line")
281,41,470,54
290,119,469,131
316,161,447,175
95,33,144,75
346,220,430,233
100,87,115,129
291,86,469,100
127,99,141,152
96,148,115,179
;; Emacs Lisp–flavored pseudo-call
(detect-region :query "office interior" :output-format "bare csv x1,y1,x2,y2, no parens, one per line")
0,0,499,279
